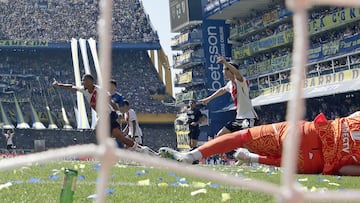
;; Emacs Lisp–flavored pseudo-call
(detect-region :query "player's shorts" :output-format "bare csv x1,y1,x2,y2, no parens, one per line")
110,111,125,148
110,111,121,131
115,139,124,148
7,144,13,150
225,118,255,132
188,126,200,140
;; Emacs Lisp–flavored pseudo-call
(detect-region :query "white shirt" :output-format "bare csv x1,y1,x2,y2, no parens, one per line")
224,78,258,119
79,85,100,111
4,132,14,145
125,109,143,137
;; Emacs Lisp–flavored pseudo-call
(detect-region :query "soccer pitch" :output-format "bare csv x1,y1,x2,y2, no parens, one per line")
0,161,359,203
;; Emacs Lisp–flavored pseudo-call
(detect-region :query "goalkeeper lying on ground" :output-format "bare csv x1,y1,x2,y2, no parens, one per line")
159,111,360,176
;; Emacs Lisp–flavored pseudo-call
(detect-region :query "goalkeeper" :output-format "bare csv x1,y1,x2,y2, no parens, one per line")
160,111,360,176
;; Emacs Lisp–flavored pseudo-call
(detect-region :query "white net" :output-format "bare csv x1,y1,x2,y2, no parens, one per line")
1,0,360,203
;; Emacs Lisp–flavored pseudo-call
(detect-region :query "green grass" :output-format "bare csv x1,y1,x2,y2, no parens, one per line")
0,161,359,203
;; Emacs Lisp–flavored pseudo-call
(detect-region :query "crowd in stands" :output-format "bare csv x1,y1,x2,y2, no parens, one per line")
0,0,158,43
255,91,360,125
241,20,359,71
0,48,176,128
111,49,175,113
0,0,176,129
229,3,360,91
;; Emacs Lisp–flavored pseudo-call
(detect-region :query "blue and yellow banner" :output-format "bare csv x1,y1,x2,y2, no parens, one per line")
171,33,189,47
309,33,360,62
246,33,360,76
263,10,279,25
263,69,360,95
177,71,192,84
250,29,293,53
176,130,190,149
308,8,360,34
322,40,340,57
271,55,292,71
339,34,360,53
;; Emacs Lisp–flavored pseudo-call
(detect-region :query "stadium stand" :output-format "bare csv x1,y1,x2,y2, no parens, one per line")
0,0,177,150
227,3,360,126
0,0,158,43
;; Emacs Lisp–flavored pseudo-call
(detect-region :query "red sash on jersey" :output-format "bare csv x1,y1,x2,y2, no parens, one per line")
231,81,237,107
90,89,97,110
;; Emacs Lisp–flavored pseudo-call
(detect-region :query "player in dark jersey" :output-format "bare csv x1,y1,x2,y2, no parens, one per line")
186,100,202,149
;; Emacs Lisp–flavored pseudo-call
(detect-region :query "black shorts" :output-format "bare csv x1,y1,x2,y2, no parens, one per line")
110,111,121,131
224,118,255,132
7,144,13,150
188,126,200,140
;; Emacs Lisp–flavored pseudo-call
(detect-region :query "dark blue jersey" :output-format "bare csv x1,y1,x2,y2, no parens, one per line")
187,107,202,127
111,92,125,107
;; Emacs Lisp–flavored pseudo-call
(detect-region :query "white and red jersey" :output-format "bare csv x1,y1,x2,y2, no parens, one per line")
124,108,143,138
79,85,100,111
4,132,14,145
224,78,258,119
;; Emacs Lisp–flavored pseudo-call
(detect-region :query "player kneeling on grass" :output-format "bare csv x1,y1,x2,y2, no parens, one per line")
159,111,360,176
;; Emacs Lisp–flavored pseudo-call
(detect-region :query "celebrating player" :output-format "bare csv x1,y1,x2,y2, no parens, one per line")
52,74,156,155
199,55,258,137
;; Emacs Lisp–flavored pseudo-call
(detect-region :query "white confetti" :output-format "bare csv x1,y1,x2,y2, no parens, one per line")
190,188,207,196
0,182,12,190
328,182,340,186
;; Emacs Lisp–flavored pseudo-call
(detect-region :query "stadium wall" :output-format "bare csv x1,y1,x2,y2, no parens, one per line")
0,124,176,152
137,113,176,124
0,40,161,50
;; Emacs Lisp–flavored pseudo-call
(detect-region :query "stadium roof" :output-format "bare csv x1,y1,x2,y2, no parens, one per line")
251,79,360,107
207,0,275,20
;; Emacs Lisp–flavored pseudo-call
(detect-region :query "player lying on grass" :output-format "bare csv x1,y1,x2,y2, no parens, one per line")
159,111,360,176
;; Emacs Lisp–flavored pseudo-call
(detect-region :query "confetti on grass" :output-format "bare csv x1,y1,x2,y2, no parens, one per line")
93,164,101,171
328,182,340,186
190,188,207,196
192,181,206,188
78,175,86,181
157,182,168,187
136,170,149,176
0,182,12,190
297,178,308,182
48,174,60,180
52,169,61,175
221,193,231,202
137,179,150,186
106,188,115,194
87,189,115,199
29,177,40,183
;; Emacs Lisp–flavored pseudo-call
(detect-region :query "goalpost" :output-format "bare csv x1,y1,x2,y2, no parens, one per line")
69,38,102,130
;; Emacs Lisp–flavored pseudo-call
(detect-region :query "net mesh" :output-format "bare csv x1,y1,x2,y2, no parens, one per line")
1,0,360,202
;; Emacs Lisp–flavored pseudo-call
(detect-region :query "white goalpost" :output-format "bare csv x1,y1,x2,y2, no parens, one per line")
71,38,90,129
70,38,102,130
1,0,360,203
